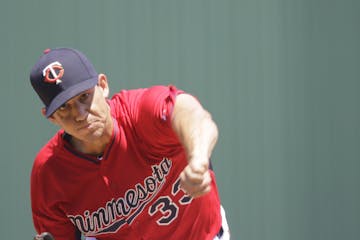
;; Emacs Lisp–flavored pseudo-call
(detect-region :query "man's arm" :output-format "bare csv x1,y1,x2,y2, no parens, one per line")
171,93,219,198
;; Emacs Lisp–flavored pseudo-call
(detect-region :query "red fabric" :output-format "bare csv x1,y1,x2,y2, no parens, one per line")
31,85,221,240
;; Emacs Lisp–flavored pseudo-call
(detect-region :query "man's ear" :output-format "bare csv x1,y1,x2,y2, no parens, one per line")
42,107,58,125
41,108,46,117
97,74,109,98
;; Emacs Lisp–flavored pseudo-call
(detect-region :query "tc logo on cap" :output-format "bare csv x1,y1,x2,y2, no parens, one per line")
42,61,64,85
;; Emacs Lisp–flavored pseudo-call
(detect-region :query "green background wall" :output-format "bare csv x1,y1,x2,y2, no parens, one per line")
1,0,359,239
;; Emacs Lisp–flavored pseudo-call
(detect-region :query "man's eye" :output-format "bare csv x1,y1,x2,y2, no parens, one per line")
80,93,90,102
58,103,69,111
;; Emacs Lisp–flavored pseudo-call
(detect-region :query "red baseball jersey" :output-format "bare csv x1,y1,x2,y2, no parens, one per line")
31,85,221,240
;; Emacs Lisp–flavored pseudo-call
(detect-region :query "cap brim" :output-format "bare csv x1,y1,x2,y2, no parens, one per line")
45,77,98,118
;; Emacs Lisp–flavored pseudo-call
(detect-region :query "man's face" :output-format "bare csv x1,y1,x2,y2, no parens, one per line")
48,77,112,143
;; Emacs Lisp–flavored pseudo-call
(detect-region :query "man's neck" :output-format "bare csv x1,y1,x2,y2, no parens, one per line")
70,137,110,156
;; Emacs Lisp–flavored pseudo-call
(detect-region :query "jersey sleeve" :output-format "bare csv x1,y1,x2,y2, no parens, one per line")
31,156,81,240
134,85,185,157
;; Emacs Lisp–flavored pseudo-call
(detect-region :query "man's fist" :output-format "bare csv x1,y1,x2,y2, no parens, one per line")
179,159,212,198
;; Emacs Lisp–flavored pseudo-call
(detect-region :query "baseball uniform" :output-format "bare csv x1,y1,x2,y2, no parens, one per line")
31,85,222,240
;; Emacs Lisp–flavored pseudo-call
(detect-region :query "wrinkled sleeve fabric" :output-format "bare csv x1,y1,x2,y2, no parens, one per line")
136,85,185,155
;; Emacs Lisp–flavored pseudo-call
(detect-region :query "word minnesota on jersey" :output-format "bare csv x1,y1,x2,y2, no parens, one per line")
68,158,173,235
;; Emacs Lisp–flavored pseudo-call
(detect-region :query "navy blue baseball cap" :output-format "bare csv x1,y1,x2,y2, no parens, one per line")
30,48,99,117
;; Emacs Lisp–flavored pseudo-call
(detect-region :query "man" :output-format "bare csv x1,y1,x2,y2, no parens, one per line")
30,48,230,240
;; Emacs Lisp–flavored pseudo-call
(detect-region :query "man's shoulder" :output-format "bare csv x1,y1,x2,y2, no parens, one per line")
108,88,148,118
33,131,64,168
109,85,183,120
109,88,146,107
110,85,180,100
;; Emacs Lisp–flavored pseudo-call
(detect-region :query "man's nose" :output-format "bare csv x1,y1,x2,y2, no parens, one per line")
73,101,88,121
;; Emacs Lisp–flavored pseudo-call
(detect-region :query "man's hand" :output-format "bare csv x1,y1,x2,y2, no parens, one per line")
179,157,212,198
33,232,54,240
